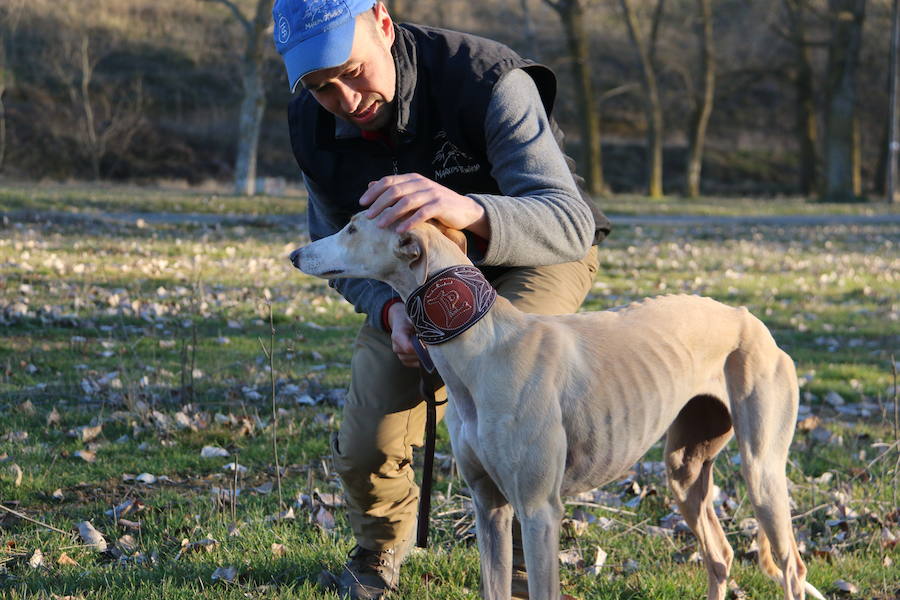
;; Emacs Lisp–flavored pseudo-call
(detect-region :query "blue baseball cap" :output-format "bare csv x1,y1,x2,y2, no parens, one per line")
273,0,377,93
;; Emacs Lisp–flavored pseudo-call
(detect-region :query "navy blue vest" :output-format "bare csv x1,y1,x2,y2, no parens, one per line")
288,24,610,246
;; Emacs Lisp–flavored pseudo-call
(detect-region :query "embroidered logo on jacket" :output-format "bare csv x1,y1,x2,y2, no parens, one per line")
432,131,480,180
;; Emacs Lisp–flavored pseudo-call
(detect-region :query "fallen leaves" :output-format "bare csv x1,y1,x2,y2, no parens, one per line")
211,565,237,583
67,423,103,443
72,450,96,463
77,521,107,552
201,445,230,458
9,463,23,487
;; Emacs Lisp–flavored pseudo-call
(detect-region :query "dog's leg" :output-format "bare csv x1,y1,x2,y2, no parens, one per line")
463,468,514,600
518,499,563,600
665,395,735,600
730,350,810,600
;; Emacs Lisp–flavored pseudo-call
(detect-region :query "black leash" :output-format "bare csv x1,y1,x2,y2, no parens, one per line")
412,337,446,548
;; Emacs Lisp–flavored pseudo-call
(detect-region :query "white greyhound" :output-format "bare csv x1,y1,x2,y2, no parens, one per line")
291,213,825,600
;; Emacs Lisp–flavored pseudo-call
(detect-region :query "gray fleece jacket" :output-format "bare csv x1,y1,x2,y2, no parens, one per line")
305,68,596,330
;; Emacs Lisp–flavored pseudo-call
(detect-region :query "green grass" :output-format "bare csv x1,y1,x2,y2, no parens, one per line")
1,183,898,599
0,182,308,216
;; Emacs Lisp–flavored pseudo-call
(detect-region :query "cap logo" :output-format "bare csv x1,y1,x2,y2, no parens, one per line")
277,15,291,44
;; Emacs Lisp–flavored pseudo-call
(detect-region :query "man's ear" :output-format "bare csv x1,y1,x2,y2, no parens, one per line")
431,222,468,257
395,230,429,285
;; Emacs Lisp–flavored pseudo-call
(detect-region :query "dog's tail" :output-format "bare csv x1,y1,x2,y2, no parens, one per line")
757,530,826,600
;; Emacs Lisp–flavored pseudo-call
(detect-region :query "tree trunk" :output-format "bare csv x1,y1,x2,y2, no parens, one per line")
79,36,101,180
387,0,409,22
520,0,539,60
823,0,865,201
233,0,274,196
685,0,714,198
620,0,664,198
0,34,7,174
546,0,606,196
783,0,819,196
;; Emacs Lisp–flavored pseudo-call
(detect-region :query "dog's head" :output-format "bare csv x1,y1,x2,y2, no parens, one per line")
290,213,469,296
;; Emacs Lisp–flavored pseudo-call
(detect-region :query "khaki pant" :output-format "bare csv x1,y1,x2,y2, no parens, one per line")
332,247,599,550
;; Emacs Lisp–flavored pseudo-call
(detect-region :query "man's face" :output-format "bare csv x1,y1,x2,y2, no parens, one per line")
300,7,396,131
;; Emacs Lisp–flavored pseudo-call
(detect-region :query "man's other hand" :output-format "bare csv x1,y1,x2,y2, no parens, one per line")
360,173,489,238
387,301,419,368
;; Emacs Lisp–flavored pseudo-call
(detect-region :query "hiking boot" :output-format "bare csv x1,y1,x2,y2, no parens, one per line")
321,544,404,599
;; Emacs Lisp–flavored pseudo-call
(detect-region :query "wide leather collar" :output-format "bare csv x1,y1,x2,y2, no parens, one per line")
406,265,497,345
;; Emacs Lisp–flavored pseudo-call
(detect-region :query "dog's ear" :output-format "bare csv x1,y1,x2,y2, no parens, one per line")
431,222,468,256
395,230,429,285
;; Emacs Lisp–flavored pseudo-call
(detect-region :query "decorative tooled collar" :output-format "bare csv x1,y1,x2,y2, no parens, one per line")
406,265,497,345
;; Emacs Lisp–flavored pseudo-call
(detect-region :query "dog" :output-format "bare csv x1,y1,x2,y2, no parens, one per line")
290,213,824,600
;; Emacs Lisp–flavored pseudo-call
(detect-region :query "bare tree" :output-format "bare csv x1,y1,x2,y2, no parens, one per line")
684,0,715,198
520,0,540,60
0,0,26,174
544,0,607,195
204,0,274,196
780,0,821,197
620,0,665,198
386,0,410,22
45,31,148,179
823,0,866,201
0,35,9,174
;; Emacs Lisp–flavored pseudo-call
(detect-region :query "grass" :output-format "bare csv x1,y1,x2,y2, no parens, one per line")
1,183,898,599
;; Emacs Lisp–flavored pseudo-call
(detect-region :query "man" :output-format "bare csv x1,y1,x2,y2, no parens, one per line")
273,1,610,598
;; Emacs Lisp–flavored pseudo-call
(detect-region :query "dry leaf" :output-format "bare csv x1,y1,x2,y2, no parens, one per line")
118,518,142,530
833,579,858,594
51,488,64,500
47,407,61,427
253,482,274,495
797,415,821,431
117,535,138,553
271,543,286,557
314,490,344,508
106,498,144,518
201,446,229,458
135,473,157,484
73,450,96,463
211,565,237,582
68,424,102,443
265,507,295,522
315,506,335,530
558,548,582,567
9,463,23,487
56,552,79,566
585,546,607,576
28,548,44,568
77,521,107,552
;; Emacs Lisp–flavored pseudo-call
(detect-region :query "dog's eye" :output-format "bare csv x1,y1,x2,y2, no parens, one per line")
346,224,357,235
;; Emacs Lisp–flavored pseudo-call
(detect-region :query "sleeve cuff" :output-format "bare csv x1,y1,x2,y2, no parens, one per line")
381,297,403,331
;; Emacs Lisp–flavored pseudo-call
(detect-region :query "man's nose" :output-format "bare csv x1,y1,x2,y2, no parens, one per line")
334,80,360,114
289,248,302,268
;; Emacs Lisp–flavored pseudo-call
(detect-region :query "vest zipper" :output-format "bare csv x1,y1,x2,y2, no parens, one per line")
392,158,399,175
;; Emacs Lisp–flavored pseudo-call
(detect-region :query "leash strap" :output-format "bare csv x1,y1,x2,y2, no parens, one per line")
413,337,446,548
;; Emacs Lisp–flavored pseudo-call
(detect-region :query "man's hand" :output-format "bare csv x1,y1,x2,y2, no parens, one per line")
387,301,419,368
360,173,490,238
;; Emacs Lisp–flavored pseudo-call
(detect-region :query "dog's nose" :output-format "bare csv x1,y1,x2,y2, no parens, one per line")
289,248,302,269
